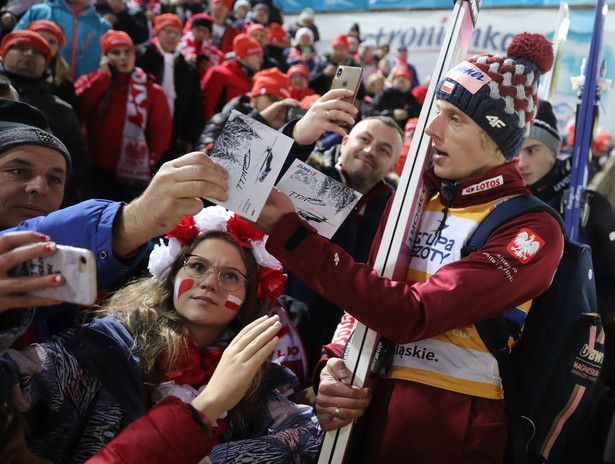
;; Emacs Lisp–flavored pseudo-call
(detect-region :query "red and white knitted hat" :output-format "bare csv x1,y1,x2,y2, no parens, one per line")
435,32,554,160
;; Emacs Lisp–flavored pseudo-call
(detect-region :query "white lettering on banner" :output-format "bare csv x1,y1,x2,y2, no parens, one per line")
462,175,504,195
392,338,502,387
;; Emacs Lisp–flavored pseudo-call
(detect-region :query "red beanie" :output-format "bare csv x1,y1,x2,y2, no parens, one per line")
332,34,348,50
267,23,288,44
393,66,414,81
26,20,67,47
247,23,267,37
154,13,182,36
405,117,418,132
210,0,232,9
100,30,134,55
301,93,321,109
233,34,263,59
288,64,310,79
251,67,290,100
0,30,52,68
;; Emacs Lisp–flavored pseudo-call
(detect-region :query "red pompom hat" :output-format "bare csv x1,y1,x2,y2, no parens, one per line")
435,32,554,160
331,34,348,50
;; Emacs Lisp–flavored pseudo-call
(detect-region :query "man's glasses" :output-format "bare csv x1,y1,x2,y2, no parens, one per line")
182,254,249,292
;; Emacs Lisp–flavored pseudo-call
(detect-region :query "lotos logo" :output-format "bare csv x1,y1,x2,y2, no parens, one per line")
462,175,503,195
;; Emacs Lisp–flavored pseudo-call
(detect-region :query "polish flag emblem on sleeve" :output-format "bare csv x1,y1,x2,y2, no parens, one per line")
507,228,545,263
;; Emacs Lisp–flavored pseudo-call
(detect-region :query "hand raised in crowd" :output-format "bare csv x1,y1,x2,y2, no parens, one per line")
191,315,282,423
315,358,372,431
292,89,358,145
0,231,65,314
260,98,303,130
113,151,229,255
99,55,113,76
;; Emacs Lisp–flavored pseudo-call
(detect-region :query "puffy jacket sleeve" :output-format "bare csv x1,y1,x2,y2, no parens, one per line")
265,208,563,345
75,70,112,121
145,82,172,167
86,396,214,464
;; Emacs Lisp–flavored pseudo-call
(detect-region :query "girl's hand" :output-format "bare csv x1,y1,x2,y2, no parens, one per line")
191,315,281,423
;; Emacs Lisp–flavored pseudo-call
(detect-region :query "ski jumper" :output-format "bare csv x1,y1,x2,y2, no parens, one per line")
266,161,563,463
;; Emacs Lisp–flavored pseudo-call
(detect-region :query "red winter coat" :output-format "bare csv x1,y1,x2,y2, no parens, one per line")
75,69,172,171
201,58,253,123
266,161,564,463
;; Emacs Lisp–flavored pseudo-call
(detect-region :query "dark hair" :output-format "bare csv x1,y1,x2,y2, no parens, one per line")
362,115,405,145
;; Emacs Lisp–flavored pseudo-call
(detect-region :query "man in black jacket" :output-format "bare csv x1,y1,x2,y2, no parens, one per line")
136,13,203,167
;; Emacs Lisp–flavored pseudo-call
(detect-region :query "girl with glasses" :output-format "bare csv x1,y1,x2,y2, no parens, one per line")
0,206,322,463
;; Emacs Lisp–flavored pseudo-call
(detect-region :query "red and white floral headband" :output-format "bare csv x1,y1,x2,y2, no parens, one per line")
148,206,286,304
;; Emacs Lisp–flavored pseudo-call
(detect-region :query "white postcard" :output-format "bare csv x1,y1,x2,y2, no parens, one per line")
207,110,294,219
276,159,362,239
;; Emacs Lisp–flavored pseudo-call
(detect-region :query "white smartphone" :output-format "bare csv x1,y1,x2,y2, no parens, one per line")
11,245,97,306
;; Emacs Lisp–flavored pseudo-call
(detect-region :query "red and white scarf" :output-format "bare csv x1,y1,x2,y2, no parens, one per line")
152,37,179,118
116,67,151,186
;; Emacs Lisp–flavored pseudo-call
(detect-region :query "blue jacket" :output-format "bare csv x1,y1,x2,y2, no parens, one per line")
2,199,149,342
15,0,112,80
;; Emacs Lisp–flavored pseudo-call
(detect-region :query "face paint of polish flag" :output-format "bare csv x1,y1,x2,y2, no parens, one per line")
225,294,242,311
175,277,195,300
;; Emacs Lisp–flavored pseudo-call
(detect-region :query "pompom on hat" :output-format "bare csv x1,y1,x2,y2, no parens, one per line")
435,32,554,160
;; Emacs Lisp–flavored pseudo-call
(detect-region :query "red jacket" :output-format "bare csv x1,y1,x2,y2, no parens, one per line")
266,161,564,463
201,59,253,123
86,397,213,464
76,69,172,171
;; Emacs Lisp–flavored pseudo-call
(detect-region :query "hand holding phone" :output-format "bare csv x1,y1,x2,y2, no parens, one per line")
329,66,363,126
10,245,97,306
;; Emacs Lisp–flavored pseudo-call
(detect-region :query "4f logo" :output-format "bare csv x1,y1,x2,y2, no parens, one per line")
486,115,506,128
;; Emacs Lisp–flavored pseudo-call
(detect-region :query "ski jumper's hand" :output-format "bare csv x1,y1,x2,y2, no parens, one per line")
113,152,229,256
0,231,65,313
315,357,372,431
292,89,358,145
255,187,296,235
191,315,281,423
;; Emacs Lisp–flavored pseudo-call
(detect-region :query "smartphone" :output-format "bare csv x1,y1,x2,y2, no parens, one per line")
10,245,97,306
285,106,308,122
330,65,363,106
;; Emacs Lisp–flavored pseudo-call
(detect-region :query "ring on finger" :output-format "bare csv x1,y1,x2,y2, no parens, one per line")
326,110,331,120
334,407,340,418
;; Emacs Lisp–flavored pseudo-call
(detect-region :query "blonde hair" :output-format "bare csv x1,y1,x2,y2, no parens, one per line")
479,129,506,161
51,55,70,86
